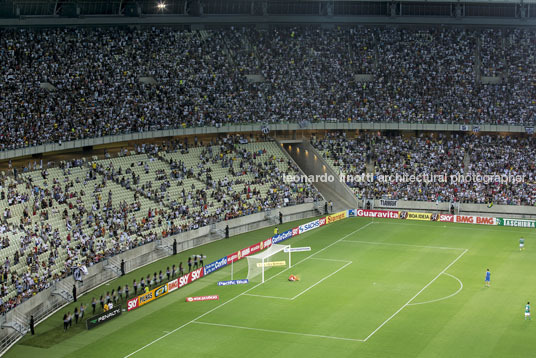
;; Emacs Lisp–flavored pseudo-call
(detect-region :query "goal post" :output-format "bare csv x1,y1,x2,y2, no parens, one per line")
246,244,291,283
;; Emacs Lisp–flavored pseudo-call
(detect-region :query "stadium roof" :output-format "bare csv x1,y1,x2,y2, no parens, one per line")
0,0,535,25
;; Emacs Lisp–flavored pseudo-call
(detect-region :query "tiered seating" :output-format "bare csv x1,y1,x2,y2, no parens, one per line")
0,140,321,312
314,133,536,205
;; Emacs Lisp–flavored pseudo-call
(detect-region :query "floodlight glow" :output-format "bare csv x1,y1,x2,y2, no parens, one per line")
157,2,166,9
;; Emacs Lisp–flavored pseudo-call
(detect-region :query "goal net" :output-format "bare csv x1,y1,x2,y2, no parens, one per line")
247,244,291,283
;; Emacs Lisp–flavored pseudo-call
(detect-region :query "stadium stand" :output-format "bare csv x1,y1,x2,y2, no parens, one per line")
314,132,536,205
0,137,321,314
1,26,536,151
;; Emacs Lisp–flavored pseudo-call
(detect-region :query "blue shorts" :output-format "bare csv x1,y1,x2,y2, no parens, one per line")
485,278,490,282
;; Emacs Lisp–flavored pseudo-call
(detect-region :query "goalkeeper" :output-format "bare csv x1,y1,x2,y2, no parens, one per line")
288,274,299,281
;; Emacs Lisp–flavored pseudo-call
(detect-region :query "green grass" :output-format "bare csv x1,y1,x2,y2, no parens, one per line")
6,217,536,358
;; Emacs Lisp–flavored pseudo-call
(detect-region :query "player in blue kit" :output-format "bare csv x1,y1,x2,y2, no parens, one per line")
484,269,491,287
525,302,531,320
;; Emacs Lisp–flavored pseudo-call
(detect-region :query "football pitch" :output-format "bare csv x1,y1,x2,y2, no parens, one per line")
8,217,536,358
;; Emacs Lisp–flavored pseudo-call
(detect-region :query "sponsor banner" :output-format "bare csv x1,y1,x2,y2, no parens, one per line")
497,218,536,228
284,246,311,253
256,261,286,268
137,290,154,308
272,229,293,244
138,284,168,308
262,238,273,250
439,214,455,223
348,209,357,217
227,251,239,264
127,297,139,311
249,242,262,256
86,305,122,330
292,227,299,236
326,211,348,224
356,209,400,219
217,279,249,286
186,295,219,302
401,212,433,221
167,279,179,293
299,219,320,234
154,285,168,298
178,267,205,289
455,215,496,225
204,257,228,276
475,216,496,225
379,199,398,208
318,217,327,227
238,241,262,259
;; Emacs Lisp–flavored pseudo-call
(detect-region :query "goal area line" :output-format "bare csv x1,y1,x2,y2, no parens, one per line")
243,259,353,301
192,321,365,342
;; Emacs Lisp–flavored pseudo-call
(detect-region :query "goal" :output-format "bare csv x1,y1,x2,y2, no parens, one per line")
247,244,291,283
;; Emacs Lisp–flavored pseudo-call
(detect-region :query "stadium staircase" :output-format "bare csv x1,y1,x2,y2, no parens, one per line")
0,311,28,336
51,280,74,302
103,257,123,277
279,140,358,212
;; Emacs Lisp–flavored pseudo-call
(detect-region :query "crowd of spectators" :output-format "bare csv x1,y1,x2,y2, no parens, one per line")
0,135,321,314
314,132,536,205
1,26,535,151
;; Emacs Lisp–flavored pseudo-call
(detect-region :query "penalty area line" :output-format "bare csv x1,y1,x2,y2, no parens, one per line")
122,222,373,357
362,248,468,342
193,321,364,342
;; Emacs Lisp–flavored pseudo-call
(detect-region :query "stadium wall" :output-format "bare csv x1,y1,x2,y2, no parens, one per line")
0,202,320,352
2,14,536,27
0,122,530,161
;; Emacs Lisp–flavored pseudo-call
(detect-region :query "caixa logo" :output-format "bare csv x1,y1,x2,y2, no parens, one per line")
154,285,168,298
292,227,299,236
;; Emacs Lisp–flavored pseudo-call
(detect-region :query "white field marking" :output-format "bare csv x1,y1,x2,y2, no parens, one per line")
374,221,531,234
193,321,364,342
243,260,352,300
242,293,291,300
362,248,468,342
123,222,373,357
291,261,352,301
407,273,463,306
310,257,353,263
342,239,466,251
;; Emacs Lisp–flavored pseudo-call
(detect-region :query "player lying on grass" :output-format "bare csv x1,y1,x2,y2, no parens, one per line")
288,274,299,281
